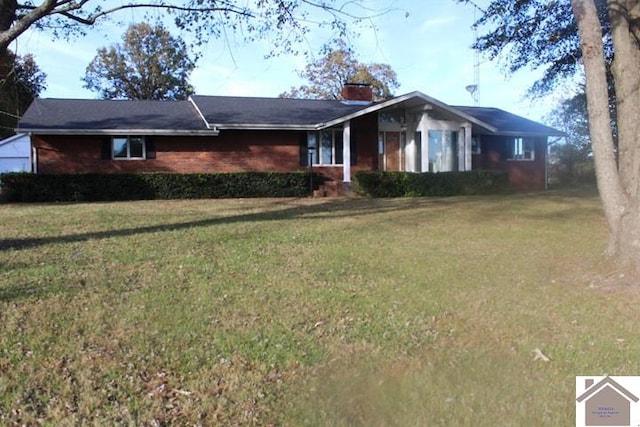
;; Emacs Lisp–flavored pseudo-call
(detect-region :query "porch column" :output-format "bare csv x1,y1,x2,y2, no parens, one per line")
406,130,415,172
463,123,472,171
342,120,351,182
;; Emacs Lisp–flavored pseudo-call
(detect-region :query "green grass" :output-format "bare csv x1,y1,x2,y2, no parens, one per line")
0,191,638,425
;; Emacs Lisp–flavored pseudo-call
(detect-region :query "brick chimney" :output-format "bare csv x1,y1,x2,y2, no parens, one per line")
341,83,373,103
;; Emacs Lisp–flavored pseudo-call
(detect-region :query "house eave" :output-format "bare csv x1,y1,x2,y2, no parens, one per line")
19,128,221,136
486,131,567,138
317,91,500,132
0,133,29,147
213,123,318,131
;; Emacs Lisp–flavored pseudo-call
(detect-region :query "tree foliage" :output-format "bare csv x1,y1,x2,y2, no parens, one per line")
545,92,595,187
465,0,640,266
459,0,610,95
280,40,399,100
82,23,195,100
0,50,46,138
0,1,386,57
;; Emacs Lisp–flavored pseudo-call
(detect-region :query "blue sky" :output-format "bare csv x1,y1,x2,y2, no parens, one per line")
13,0,570,122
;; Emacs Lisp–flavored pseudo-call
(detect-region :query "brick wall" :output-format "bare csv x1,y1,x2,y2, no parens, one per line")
341,84,373,102
33,116,381,181
34,130,304,174
33,126,547,190
472,135,547,191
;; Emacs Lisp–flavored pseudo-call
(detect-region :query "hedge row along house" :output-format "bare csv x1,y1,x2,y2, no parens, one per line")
17,84,564,194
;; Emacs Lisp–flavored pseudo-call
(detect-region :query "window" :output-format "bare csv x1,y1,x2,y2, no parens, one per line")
428,130,458,172
113,136,145,160
378,111,403,125
307,129,343,165
508,137,535,161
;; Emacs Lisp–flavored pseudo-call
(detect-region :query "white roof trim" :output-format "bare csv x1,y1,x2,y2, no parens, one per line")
20,129,220,136
489,130,565,137
188,96,214,130
318,91,499,132
212,123,318,131
0,133,30,147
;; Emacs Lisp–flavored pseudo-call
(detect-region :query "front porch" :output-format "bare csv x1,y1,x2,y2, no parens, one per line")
302,96,475,185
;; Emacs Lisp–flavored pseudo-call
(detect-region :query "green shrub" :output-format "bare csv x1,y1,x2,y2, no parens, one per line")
354,170,509,197
0,172,320,202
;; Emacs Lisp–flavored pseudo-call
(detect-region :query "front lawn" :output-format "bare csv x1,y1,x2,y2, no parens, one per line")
0,191,637,425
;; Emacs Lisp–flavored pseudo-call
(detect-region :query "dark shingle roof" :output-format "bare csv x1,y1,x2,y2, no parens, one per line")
452,106,565,136
19,98,207,131
190,95,367,126
17,95,564,138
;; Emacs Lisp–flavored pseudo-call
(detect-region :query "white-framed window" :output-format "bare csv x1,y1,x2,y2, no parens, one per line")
113,136,145,160
307,129,343,165
428,130,459,172
508,137,535,161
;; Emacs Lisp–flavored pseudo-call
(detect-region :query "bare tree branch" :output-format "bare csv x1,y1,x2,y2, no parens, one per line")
1,0,57,51
54,3,253,26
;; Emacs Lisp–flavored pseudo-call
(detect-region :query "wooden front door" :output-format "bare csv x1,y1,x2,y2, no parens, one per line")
384,132,400,171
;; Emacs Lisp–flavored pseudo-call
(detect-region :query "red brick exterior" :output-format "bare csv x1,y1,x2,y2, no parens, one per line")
341,84,373,102
33,115,380,181
34,131,305,175
472,135,547,191
32,114,547,191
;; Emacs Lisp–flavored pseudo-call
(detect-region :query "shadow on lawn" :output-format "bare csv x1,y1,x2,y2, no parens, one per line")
0,192,602,303
0,197,438,252
0,191,601,253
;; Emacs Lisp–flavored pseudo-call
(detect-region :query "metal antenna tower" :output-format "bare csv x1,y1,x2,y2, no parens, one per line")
465,1,484,106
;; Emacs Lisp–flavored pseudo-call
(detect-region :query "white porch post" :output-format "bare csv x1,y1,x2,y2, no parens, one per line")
406,130,415,172
343,120,351,182
421,119,429,173
463,123,472,171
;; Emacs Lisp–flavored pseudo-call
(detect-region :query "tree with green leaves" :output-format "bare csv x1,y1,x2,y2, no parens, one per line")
0,51,46,138
82,23,195,100
463,0,640,267
280,40,399,101
545,92,595,187
461,0,611,96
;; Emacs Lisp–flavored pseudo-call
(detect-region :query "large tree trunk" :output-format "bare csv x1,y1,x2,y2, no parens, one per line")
0,0,17,92
608,0,640,266
572,0,640,268
608,0,640,196
0,0,17,54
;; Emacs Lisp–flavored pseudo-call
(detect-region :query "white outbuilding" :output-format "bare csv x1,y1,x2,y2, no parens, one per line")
0,133,33,173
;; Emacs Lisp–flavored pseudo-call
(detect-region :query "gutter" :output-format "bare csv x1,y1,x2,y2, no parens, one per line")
17,129,221,136
211,123,319,131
